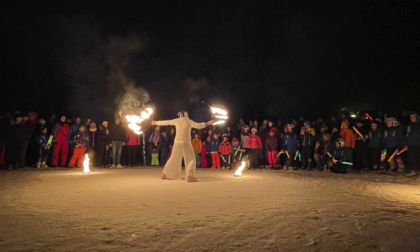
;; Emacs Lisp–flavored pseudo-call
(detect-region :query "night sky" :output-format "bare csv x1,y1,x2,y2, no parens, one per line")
1,1,420,122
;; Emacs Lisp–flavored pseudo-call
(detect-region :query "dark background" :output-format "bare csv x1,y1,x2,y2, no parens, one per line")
1,0,419,122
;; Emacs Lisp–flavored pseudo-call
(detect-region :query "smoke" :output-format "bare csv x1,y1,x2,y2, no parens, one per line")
61,16,151,121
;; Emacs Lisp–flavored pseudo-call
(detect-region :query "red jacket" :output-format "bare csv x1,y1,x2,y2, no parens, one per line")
53,123,69,142
127,130,140,145
219,141,231,155
247,134,262,149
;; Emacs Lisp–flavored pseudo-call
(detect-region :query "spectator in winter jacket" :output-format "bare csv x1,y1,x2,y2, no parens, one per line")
382,117,405,173
353,120,368,170
126,128,140,167
331,138,351,174
96,124,110,167
210,133,221,169
160,132,169,166
205,134,213,168
149,126,161,143
407,112,420,175
219,134,232,169
19,113,36,167
52,116,70,167
253,120,259,130
367,121,383,170
247,128,262,169
265,128,278,169
191,134,202,167
340,120,355,149
231,137,241,165
314,133,334,171
240,125,250,151
109,118,126,168
150,136,161,166
68,125,90,168
35,126,51,168
224,126,234,141
68,117,81,163
300,121,315,170
283,124,300,170
259,120,268,137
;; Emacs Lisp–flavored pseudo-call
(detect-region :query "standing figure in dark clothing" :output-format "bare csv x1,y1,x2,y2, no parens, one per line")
160,132,169,166
96,124,109,167
19,113,35,167
406,112,420,176
367,121,383,171
35,127,51,168
109,118,127,168
265,128,278,169
353,120,369,171
6,113,23,169
300,121,315,170
283,124,300,171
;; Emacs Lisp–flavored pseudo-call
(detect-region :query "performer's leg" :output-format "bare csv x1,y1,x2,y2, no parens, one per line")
183,142,197,180
162,141,183,179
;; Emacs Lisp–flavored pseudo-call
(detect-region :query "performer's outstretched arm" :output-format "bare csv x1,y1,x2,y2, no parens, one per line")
154,120,176,126
189,119,215,129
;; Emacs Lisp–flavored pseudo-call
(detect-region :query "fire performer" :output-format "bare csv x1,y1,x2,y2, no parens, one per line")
152,112,214,182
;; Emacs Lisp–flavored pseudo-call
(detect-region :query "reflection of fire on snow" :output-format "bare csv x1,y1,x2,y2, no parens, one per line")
125,108,153,135
210,106,228,125
83,154,90,174
235,161,246,177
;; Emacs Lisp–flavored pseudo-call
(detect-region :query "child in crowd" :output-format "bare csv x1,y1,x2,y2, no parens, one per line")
219,134,232,169
191,133,202,167
68,125,90,168
265,128,277,169
314,133,334,171
382,117,405,173
300,121,315,170
367,121,383,171
247,128,262,169
210,133,221,169
96,124,109,168
283,124,299,170
200,138,208,168
231,137,241,165
35,127,51,168
331,138,351,174
150,136,160,166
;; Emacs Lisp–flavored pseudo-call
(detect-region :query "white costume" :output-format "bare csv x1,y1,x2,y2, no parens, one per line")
156,112,207,179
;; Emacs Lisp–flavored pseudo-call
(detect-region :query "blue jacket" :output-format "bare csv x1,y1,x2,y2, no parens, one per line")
368,129,382,148
68,123,80,143
36,133,48,147
283,132,299,151
407,119,420,146
382,127,405,148
210,138,221,152
300,132,315,147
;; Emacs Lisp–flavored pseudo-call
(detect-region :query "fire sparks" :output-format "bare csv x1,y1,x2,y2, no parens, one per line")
235,161,246,177
125,108,153,135
210,106,228,125
83,154,90,174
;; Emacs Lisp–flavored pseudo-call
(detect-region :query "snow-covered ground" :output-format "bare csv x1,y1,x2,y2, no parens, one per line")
1,167,420,252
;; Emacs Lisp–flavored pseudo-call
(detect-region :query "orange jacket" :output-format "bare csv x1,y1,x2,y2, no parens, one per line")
340,129,355,148
219,141,232,155
191,139,202,153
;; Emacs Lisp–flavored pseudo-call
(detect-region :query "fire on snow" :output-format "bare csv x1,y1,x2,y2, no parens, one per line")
83,154,90,174
210,106,228,125
125,108,154,135
235,161,246,177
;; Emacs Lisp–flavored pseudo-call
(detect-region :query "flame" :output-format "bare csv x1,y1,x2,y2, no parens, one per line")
125,108,153,135
210,106,228,125
235,161,246,177
83,153,90,174
213,120,226,125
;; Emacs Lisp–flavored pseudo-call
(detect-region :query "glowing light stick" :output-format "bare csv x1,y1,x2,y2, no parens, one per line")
397,147,408,155
229,155,231,164
327,152,332,158
294,151,299,160
342,161,353,165
298,153,301,161
239,151,243,160
388,149,398,162
381,149,387,161
285,151,290,158
234,148,240,156
352,126,366,142
220,154,226,162
365,113,373,120
276,150,284,158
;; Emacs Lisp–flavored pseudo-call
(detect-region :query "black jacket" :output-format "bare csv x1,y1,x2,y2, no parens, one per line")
109,123,126,142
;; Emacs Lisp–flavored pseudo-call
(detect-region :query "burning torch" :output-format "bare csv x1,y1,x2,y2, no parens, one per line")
210,106,228,125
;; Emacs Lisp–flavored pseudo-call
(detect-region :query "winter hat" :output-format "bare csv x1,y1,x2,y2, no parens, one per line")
208,130,213,135
270,128,276,134
162,132,167,136
286,124,294,129
222,133,228,138
39,126,47,132
89,123,97,132
38,119,46,125
251,128,258,133
99,124,105,131
232,137,238,145
335,138,344,147
323,133,332,140
79,125,86,131
304,120,311,126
